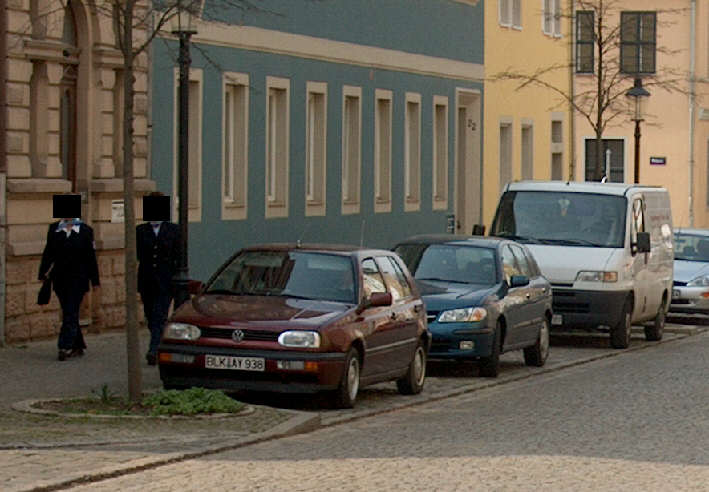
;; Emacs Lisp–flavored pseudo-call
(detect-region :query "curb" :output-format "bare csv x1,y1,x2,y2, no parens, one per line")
23,409,321,492
11,399,256,420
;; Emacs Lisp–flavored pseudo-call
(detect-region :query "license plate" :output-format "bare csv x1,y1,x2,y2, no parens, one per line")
551,314,563,326
672,289,680,299
205,355,265,371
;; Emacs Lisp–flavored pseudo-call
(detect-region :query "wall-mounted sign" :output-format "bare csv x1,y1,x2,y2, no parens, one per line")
650,156,666,166
111,200,125,223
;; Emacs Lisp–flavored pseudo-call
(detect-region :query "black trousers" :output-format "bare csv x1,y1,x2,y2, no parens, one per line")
141,286,172,355
55,286,87,351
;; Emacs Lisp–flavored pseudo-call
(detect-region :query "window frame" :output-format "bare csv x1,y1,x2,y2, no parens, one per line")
342,85,362,215
433,95,449,211
620,11,657,75
222,72,249,220
404,92,421,212
576,10,595,73
265,76,290,219
305,81,327,217
543,0,562,37
374,89,393,213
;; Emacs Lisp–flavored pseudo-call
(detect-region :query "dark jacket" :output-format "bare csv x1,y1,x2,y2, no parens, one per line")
137,222,180,295
38,221,100,293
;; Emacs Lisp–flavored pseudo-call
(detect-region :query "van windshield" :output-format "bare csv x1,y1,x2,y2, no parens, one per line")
491,191,627,248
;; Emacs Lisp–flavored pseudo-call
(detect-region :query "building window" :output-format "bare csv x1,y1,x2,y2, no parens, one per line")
342,86,361,215
521,122,533,180
499,121,512,192
222,72,249,220
499,0,521,28
585,138,624,182
433,96,449,210
620,11,656,74
173,68,203,222
374,89,392,213
404,92,421,212
576,11,594,73
544,0,562,36
306,82,327,216
265,76,290,218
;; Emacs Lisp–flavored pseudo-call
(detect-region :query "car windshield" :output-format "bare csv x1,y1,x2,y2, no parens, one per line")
206,250,356,303
395,244,497,286
674,233,709,262
491,191,627,248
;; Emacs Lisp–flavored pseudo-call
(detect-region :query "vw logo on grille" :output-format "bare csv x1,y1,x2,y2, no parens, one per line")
232,329,245,342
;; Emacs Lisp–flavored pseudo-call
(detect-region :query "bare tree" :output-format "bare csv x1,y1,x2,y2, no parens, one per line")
491,0,687,181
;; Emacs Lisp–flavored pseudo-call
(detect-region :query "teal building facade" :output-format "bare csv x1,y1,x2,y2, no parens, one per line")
150,0,484,280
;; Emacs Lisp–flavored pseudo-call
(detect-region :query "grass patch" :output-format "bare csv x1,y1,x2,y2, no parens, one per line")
33,387,245,417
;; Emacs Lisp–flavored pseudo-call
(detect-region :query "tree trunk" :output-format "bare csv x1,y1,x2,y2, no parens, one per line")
121,0,142,402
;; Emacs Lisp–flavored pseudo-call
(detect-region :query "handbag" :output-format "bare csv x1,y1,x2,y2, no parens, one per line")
38,276,52,305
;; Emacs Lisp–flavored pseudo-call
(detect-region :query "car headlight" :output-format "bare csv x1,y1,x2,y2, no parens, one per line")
687,275,709,287
278,331,321,348
163,322,201,340
576,271,618,283
438,307,487,323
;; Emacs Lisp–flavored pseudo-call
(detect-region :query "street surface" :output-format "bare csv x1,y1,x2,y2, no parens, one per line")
53,327,709,491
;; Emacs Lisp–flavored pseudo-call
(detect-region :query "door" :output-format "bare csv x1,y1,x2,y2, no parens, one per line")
455,89,481,235
511,244,547,344
630,196,650,319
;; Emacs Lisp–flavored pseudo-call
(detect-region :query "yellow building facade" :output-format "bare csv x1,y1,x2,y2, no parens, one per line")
483,0,573,228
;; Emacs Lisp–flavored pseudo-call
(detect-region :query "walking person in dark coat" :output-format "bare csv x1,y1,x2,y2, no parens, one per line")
137,192,181,365
38,194,100,361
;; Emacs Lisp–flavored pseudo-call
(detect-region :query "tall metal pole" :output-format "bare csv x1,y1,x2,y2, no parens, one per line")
633,119,641,184
173,30,193,309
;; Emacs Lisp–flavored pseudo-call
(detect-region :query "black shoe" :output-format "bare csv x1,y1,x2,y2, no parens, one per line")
146,353,157,366
69,348,85,358
58,349,70,361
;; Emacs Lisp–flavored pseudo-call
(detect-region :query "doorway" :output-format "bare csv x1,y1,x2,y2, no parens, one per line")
455,89,481,235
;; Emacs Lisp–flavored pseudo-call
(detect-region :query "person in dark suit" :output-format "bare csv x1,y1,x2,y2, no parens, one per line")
137,193,181,365
39,195,100,361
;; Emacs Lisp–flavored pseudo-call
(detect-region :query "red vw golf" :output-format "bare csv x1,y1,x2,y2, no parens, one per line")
158,244,430,408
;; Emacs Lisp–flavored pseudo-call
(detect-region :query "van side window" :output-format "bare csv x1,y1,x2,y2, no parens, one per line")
631,198,645,251
501,245,522,284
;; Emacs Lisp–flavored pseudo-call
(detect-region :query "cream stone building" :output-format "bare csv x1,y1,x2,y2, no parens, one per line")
1,0,154,343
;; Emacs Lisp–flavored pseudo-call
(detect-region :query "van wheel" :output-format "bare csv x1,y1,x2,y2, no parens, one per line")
610,299,632,349
644,300,665,341
479,321,501,377
396,342,426,395
524,318,550,367
332,347,360,409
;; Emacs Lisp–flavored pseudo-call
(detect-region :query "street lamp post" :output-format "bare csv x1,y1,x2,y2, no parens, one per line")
626,78,650,184
172,1,197,309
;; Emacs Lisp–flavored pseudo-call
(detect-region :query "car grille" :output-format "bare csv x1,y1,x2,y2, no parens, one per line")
198,327,279,342
552,289,590,314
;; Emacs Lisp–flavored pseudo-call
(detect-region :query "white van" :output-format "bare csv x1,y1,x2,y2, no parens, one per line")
490,181,673,348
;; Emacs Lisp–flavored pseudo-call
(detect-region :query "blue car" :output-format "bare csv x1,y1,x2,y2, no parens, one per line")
394,235,552,377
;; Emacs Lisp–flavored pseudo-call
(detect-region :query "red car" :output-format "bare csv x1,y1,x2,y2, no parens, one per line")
158,244,430,408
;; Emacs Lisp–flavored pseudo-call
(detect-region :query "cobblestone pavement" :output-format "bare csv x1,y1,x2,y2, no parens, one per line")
67,330,709,492
0,323,705,491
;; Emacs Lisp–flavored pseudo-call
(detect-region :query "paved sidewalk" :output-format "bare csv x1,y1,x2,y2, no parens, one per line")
0,323,706,491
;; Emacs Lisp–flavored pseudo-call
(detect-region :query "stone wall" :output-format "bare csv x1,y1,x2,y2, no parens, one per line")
4,250,136,343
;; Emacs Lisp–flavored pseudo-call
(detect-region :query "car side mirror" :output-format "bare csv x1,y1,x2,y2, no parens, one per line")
635,232,651,254
509,275,529,288
357,292,393,313
188,280,204,296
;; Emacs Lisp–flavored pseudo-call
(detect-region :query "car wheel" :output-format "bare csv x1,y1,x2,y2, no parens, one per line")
610,298,632,349
644,299,666,342
523,317,550,367
396,342,427,395
332,347,361,409
479,321,501,378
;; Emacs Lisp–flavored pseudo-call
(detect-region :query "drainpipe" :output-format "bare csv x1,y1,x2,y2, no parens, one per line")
0,0,8,345
688,0,696,227
568,0,576,181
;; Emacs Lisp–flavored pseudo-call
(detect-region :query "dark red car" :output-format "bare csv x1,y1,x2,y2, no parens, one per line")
158,244,430,408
